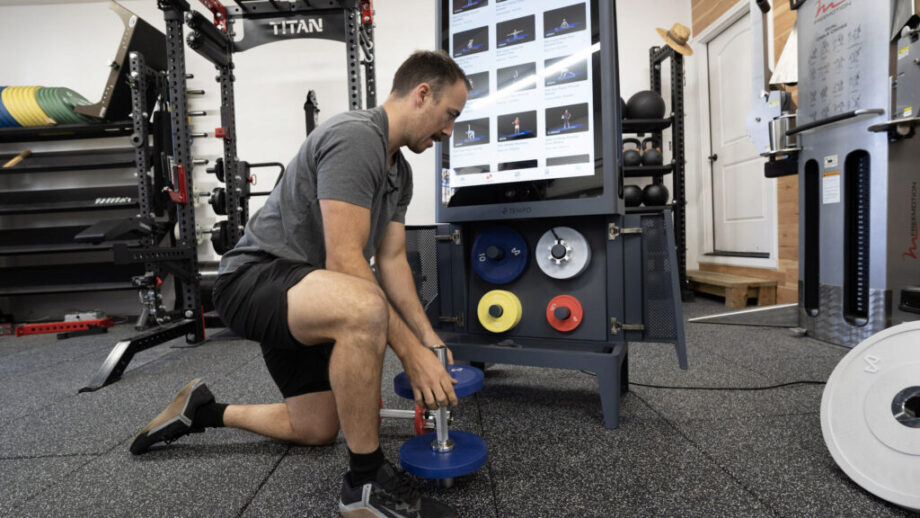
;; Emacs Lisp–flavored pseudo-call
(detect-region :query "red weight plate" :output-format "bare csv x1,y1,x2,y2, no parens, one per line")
546,294,584,332
414,405,427,435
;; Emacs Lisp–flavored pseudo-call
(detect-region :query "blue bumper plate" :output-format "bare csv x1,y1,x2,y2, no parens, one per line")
399,430,488,479
393,364,484,400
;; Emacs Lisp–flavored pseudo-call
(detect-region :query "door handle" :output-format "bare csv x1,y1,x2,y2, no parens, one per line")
708,154,718,162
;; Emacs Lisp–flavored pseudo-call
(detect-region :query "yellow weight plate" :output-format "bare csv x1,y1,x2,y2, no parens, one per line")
477,289,523,333
1,87,30,126
6,86,49,126
5,87,35,126
21,86,53,126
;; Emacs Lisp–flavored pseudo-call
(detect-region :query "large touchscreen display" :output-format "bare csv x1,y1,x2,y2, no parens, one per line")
442,0,600,208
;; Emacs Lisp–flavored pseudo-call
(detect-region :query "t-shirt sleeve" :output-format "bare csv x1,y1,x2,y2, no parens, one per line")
391,159,414,223
314,122,383,209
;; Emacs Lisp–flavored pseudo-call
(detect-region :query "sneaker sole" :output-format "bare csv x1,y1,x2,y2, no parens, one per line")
129,378,212,455
338,503,389,518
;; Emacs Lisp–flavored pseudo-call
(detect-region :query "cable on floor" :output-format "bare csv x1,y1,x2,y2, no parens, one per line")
579,371,826,391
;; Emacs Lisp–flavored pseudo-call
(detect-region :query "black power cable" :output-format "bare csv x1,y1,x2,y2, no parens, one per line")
579,370,826,391
628,380,826,391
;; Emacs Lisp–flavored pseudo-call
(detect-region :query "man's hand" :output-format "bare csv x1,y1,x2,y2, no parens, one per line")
402,346,458,410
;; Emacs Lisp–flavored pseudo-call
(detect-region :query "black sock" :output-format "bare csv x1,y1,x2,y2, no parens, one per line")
347,447,385,486
193,401,228,428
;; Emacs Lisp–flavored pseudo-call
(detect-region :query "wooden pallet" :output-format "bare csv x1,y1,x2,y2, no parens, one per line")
687,270,778,307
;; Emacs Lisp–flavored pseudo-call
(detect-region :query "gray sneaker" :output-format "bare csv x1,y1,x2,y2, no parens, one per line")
129,378,213,455
339,461,458,517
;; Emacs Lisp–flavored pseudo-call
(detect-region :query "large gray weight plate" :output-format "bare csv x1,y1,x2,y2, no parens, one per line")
821,321,920,511
535,226,590,280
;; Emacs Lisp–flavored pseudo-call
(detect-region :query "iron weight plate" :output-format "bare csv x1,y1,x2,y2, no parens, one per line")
535,226,591,279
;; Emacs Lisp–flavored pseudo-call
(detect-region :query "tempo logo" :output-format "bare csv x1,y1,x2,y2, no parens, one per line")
815,0,847,18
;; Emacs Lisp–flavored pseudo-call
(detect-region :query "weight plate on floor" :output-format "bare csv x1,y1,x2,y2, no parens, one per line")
545,294,584,332
535,226,591,279
399,430,488,479
471,225,529,284
0,86,19,127
821,321,920,511
393,364,484,400
477,289,522,333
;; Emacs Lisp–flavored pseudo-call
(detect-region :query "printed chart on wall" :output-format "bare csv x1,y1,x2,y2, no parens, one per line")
444,0,596,198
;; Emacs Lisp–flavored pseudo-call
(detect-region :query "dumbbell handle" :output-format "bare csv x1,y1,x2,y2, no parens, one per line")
379,409,415,419
431,345,453,452
379,407,453,421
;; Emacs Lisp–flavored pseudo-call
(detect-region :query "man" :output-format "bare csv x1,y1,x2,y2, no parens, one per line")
130,50,470,518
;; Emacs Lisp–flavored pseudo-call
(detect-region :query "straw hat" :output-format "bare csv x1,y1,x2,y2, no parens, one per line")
656,23,693,56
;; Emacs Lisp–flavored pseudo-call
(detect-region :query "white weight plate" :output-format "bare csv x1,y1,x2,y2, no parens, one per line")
820,321,920,511
535,226,591,280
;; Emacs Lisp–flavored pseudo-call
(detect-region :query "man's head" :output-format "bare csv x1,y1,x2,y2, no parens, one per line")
388,50,471,153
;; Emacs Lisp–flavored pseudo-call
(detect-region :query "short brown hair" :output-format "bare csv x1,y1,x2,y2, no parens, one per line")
390,50,471,100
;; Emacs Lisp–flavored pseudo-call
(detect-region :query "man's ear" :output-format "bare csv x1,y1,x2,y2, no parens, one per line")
415,83,432,107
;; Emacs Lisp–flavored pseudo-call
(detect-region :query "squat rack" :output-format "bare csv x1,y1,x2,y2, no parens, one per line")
82,0,376,392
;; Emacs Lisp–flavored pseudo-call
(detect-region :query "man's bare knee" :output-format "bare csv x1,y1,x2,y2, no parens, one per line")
292,421,339,446
287,272,387,346
343,285,388,342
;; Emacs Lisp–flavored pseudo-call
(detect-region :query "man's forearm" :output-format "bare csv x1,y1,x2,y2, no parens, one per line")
377,257,442,347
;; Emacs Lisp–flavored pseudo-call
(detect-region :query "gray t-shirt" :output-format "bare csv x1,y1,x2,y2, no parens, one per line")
218,106,413,275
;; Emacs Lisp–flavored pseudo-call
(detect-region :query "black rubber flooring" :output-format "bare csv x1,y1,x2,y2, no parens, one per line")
0,298,912,517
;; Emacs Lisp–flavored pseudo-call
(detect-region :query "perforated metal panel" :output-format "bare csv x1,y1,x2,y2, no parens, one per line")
641,214,677,341
404,226,440,314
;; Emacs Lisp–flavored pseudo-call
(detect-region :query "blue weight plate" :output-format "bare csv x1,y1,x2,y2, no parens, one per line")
393,364,484,400
0,87,21,128
399,430,488,479
471,225,529,284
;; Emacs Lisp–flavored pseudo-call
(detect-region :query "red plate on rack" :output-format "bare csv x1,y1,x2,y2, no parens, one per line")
546,294,583,332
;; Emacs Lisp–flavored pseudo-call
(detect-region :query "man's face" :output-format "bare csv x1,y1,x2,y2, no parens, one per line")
408,79,468,154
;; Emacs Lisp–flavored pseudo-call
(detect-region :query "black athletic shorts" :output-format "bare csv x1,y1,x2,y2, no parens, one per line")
213,254,335,398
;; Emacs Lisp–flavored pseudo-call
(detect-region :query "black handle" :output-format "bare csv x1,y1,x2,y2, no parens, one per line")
623,137,641,148
756,0,770,13
789,0,807,10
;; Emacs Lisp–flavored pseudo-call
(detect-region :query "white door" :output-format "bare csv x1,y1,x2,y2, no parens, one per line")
707,12,773,256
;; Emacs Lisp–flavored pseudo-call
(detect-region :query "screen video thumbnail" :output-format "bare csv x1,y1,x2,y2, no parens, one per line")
544,3,587,38
497,110,537,141
496,62,537,92
455,117,490,147
496,15,535,48
545,103,589,135
453,26,490,58
453,0,488,15
466,71,490,101
544,55,588,87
